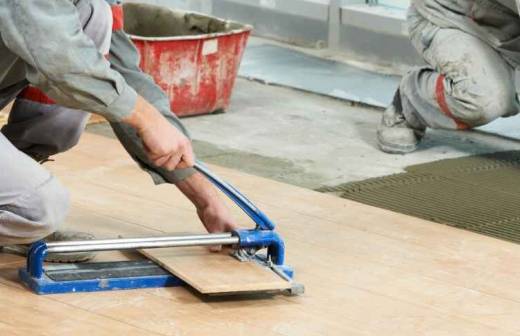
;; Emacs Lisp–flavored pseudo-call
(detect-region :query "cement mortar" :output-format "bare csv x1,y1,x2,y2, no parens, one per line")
330,151,520,244
123,3,240,37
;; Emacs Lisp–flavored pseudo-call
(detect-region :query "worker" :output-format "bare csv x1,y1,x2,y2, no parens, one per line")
377,0,520,154
0,0,236,262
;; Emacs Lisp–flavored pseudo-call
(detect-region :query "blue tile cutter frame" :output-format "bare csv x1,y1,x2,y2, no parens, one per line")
19,162,301,295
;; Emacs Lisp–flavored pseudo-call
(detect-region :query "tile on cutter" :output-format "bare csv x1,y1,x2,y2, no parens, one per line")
141,246,291,294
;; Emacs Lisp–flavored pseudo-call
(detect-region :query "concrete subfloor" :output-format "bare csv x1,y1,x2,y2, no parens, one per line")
88,77,520,190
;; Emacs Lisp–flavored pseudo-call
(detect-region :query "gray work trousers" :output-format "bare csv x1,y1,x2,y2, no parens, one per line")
0,0,195,245
0,0,112,244
400,5,520,130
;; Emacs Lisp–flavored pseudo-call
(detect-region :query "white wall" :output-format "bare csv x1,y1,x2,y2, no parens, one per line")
127,0,418,67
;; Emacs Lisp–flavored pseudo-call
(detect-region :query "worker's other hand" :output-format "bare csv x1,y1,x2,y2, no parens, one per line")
176,172,238,251
197,197,237,252
123,95,195,171
196,198,237,235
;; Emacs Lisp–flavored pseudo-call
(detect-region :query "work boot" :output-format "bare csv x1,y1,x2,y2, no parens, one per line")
1,230,96,263
377,90,425,154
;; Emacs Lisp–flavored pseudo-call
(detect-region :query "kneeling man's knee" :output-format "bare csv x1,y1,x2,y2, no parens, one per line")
449,80,518,127
15,177,70,241
477,91,518,124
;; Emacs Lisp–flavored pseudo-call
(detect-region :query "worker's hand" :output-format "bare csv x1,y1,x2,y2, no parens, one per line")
123,95,195,171
197,200,236,252
176,172,238,250
196,198,237,234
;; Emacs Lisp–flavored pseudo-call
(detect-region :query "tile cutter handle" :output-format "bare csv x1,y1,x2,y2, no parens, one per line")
194,161,276,231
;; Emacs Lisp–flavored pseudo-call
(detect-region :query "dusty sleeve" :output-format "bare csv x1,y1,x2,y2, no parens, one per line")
0,0,137,121
107,29,196,185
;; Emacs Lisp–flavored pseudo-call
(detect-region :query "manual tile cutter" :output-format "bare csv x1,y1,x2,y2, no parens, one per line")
19,162,302,295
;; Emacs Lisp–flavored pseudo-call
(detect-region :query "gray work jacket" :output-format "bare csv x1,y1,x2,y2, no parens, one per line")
0,0,136,122
0,0,196,184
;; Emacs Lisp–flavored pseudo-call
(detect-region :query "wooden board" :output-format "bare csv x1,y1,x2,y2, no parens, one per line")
141,247,291,294
3,132,520,335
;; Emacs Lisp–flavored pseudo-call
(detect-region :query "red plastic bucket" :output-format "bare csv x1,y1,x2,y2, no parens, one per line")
124,3,252,117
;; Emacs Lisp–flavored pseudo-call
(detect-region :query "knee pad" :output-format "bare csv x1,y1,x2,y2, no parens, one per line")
479,93,518,123
446,78,518,127
456,89,517,126
0,176,70,242
19,177,70,239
